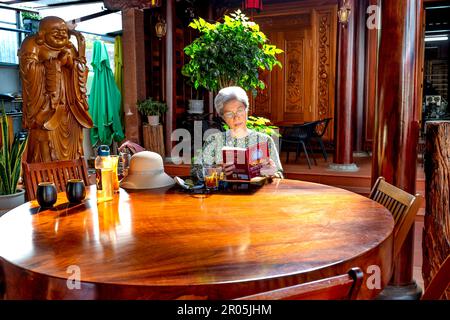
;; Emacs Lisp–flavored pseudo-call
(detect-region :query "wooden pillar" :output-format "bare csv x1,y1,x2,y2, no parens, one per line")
122,9,146,144
164,0,176,158
363,0,379,151
372,0,423,299
354,0,367,153
414,4,426,123
330,0,358,171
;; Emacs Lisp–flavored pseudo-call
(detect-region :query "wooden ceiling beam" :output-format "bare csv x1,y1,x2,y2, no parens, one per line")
103,0,162,11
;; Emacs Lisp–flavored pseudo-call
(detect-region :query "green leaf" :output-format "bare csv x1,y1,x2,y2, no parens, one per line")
188,21,198,30
1,113,10,193
0,162,10,195
9,135,27,194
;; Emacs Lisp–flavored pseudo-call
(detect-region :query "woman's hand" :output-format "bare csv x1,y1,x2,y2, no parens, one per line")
260,159,277,177
222,163,235,176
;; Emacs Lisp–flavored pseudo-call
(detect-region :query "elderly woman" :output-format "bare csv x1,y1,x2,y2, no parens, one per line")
200,86,283,178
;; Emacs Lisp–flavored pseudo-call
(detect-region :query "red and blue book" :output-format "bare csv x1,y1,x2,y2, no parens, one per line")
222,141,270,181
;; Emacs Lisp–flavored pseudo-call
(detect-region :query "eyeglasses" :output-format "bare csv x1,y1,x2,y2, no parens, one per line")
223,108,246,120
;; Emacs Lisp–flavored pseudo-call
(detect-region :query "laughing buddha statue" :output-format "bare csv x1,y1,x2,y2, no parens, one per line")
19,16,93,162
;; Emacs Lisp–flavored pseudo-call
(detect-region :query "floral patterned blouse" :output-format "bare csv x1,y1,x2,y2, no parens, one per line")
196,130,284,177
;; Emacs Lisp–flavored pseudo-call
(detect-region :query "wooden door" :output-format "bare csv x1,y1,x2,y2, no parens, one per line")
252,3,337,141
253,13,314,124
279,29,314,124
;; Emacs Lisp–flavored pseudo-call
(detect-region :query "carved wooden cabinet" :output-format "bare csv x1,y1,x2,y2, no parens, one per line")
253,3,337,141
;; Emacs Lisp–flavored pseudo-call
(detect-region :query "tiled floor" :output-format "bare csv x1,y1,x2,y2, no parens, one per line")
280,151,425,181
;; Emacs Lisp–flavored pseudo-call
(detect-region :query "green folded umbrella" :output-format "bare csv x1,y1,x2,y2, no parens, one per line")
88,40,125,147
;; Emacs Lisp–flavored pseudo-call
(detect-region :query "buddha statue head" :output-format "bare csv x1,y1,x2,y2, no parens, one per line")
36,16,69,49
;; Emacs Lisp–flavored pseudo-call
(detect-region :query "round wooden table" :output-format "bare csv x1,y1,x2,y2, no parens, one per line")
0,179,394,299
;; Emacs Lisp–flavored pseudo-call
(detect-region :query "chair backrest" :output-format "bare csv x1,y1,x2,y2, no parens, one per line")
422,254,450,300
369,177,423,259
281,122,316,141
22,157,90,201
235,268,364,300
314,118,332,137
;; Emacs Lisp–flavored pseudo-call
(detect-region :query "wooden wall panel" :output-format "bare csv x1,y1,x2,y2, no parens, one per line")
315,7,337,141
285,37,305,114
252,3,337,141
282,30,311,123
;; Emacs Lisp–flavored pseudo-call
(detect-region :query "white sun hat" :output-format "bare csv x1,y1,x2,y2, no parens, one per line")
119,151,175,190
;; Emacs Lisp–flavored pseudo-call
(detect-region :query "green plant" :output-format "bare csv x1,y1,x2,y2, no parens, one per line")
21,12,41,20
136,98,167,117
0,109,28,195
223,116,281,137
182,10,283,95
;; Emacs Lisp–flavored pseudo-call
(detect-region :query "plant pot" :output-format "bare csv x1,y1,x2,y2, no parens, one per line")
147,115,160,126
0,189,25,217
188,100,204,114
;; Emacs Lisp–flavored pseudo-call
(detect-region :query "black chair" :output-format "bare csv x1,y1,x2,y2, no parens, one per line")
311,118,332,161
280,122,317,168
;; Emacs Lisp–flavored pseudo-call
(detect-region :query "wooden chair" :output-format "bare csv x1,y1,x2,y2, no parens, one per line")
22,157,90,201
421,254,450,300
236,268,364,300
369,177,423,260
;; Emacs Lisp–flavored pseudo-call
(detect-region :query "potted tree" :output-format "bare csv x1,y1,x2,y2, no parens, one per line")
0,110,28,214
181,10,283,96
137,98,168,126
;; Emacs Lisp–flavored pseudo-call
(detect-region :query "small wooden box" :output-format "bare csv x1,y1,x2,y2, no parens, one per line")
142,124,165,158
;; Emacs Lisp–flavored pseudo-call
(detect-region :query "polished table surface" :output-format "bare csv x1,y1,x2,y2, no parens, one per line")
0,179,394,299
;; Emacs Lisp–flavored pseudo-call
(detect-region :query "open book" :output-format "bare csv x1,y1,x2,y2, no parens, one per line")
222,141,270,181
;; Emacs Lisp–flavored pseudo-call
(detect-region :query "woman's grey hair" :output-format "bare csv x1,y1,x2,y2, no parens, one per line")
214,86,249,116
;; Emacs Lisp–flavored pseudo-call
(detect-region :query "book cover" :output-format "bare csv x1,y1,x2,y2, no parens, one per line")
222,141,270,181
